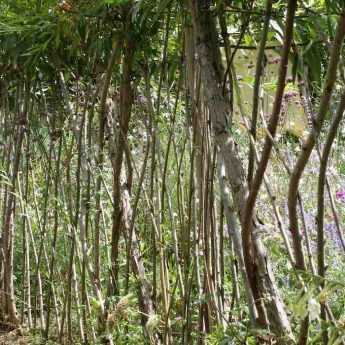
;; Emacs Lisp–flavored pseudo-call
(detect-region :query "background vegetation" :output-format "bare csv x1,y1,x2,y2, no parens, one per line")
0,0,345,344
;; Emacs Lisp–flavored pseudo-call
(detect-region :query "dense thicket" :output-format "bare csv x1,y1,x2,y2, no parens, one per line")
0,1,345,344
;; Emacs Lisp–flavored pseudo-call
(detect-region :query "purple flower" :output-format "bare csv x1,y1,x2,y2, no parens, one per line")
325,222,343,250
304,212,315,231
336,190,345,203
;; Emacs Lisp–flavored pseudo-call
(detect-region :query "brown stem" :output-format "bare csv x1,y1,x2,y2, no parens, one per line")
242,0,297,278
247,0,272,187
317,88,345,345
288,9,345,271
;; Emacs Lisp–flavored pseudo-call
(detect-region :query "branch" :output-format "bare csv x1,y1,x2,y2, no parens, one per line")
288,9,345,271
242,0,297,273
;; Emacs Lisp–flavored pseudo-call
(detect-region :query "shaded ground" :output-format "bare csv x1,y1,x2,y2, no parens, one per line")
0,329,29,345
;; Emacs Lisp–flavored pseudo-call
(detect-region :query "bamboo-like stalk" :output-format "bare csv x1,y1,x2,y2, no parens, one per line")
317,89,345,345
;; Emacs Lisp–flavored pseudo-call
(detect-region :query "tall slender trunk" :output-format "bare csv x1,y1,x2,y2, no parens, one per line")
108,15,135,298
1,81,29,325
317,89,345,344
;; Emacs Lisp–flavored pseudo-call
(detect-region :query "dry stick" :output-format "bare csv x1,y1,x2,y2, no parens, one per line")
63,164,92,343
183,27,197,299
79,172,98,343
242,0,297,284
0,87,10,286
257,91,319,272
247,0,273,187
317,89,345,345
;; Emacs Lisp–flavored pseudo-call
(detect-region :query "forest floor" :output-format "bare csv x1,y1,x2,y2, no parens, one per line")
0,330,29,345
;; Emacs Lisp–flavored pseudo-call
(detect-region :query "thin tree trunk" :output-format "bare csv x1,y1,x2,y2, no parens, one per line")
317,89,345,345
288,8,345,271
1,81,30,326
